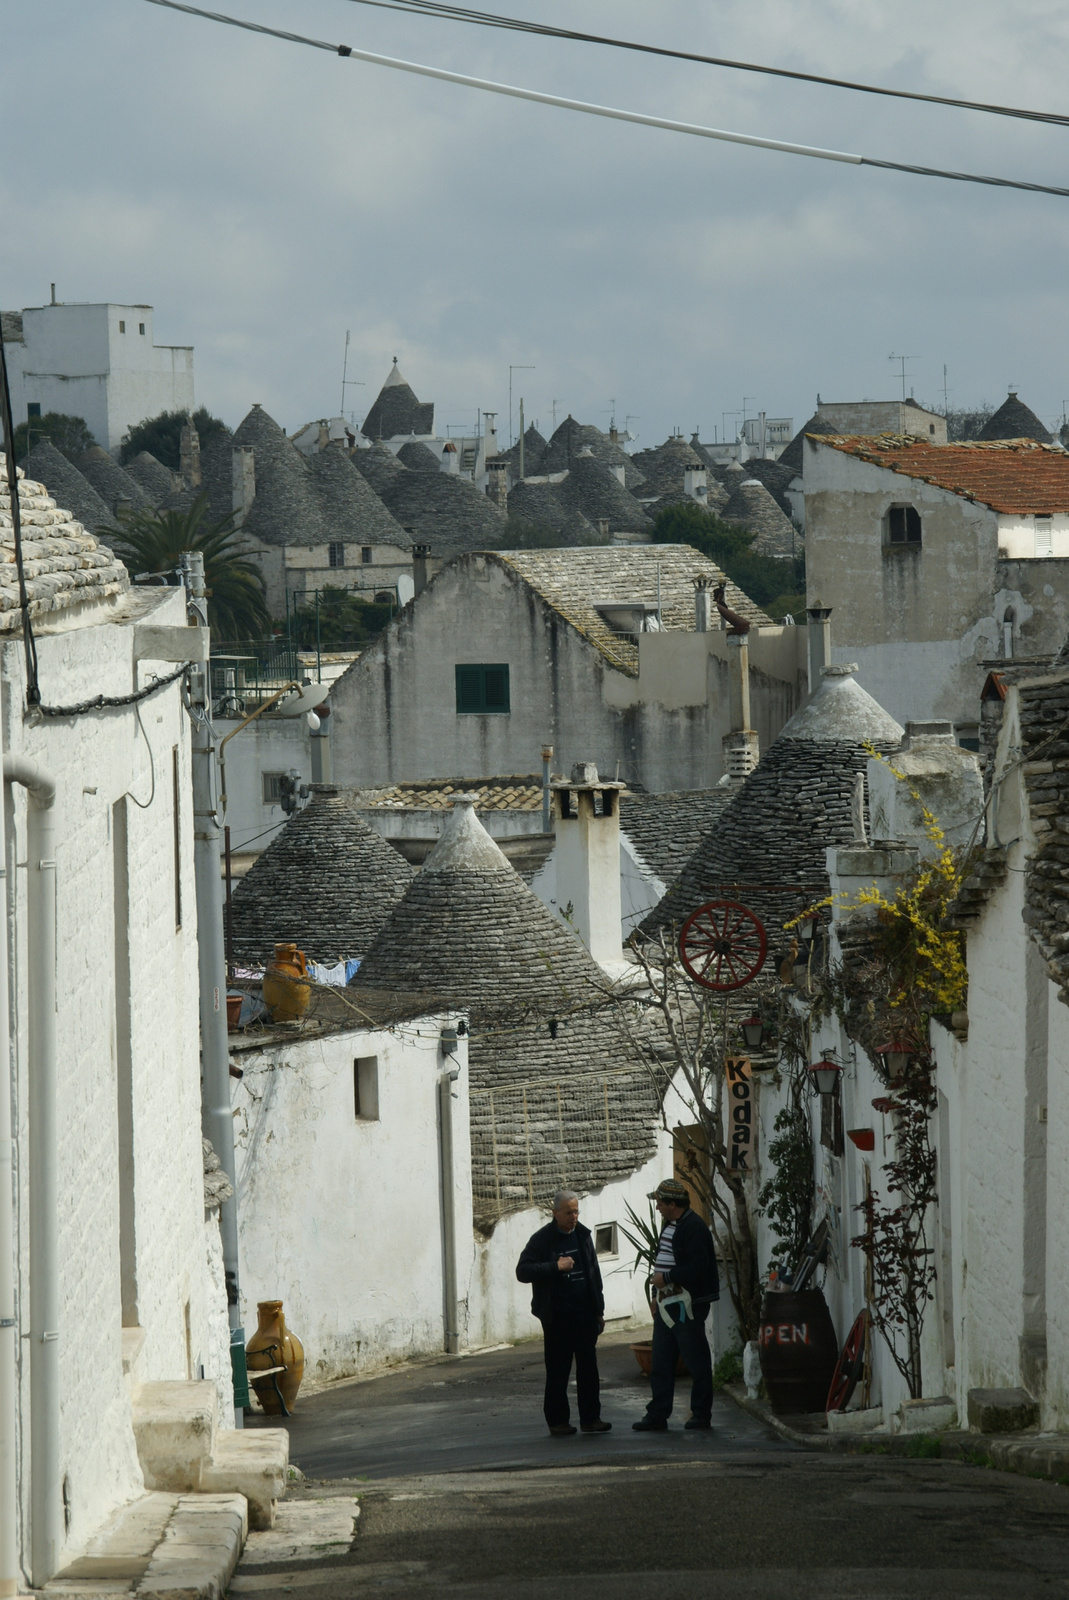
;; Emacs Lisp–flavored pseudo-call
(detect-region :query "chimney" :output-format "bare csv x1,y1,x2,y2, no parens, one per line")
317,420,329,452
806,600,833,692
441,441,459,474
722,634,759,780
596,519,610,541
310,703,332,784
485,458,508,510
412,542,431,596
693,576,718,632
609,463,626,486
180,420,201,488
609,424,619,445
551,762,626,966
483,412,498,459
231,445,255,527
684,466,707,501
541,744,553,834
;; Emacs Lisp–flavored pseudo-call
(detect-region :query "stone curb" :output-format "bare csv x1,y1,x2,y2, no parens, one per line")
44,1493,247,1600
723,1384,1069,1483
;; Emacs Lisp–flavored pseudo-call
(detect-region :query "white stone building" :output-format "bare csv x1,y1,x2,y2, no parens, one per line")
2,299,194,452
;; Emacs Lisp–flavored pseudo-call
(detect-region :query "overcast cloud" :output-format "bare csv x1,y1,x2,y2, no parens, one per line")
4,1,1069,447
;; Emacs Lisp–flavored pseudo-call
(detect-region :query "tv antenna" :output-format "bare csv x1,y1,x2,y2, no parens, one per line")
341,331,365,422
551,398,563,434
889,353,914,402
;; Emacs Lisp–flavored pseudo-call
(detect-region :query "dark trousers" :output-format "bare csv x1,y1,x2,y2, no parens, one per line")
646,1299,713,1422
541,1309,602,1426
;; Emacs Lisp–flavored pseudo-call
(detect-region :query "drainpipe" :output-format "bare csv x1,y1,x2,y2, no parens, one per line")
438,1032,461,1355
3,756,58,1585
0,746,13,1598
541,745,553,835
181,555,243,1423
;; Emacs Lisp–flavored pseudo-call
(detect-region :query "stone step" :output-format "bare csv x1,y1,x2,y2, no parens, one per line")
200,1430,290,1531
132,1382,219,1492
44,1492,246,1600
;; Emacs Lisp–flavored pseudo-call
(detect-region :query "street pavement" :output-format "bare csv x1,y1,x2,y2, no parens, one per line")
234,1328,1069,1598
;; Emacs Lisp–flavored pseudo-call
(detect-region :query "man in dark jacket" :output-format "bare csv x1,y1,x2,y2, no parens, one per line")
516,1190,612,1436
632,1178,720,1432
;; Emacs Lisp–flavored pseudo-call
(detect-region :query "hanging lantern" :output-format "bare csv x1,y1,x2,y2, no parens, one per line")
797,913,821,947
740,1014,766,1051
807,1053,843,1096
874,1037,914,1082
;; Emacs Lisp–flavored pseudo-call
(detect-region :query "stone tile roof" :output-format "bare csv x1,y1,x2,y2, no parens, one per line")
505,478,602,544
720,478,798,558
397,441,441,473
19,440,117,535
977,392,1053,445
494,545,770,676
349,798,660,1225
540,417,645,490
735,456,795,518
558,452,651,534
357,775,544,812
778,411,840,477
818,434,1069,515
351,441,506,552
76,448,153,516
0,460,129,629
361,362,434,441
124,450,177,503
619,789,733,888
230,785,414,965
1,311,23,342
642,665,904,950
630,436,705,498
1007,673,1069,1004
308,444,414,549
500,424,548,478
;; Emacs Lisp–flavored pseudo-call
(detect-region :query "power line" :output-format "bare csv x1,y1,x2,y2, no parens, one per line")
339,0,1069,132
142,1,1069,199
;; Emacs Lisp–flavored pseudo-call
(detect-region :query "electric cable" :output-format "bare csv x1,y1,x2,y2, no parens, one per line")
141,0,1069,199
37,663,187,719
340,0,1069,132
126,698,158,810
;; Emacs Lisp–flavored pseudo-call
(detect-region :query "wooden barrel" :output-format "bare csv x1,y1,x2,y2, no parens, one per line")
757,1288,839,1415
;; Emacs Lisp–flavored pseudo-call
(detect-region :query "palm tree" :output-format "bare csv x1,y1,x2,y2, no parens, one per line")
110,496,271,641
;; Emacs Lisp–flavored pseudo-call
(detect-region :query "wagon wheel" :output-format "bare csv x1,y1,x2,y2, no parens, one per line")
826,1309,868,1414
678,900,768,992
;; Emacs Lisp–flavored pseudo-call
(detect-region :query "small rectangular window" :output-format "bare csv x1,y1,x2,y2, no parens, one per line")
594,1223,618,1256
354,1056,379,1120
26,402,40,419
1035,517,1053,557
262,772,285,804
361,546,373,565
118,320,125,333
887,505,922,546
139,322,146,335
455,664,510,714
328,541,345,568
172,746,182,930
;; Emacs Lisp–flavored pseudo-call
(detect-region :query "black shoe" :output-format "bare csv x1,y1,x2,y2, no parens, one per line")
580,1419,612,1433
548,1423,577,1436
632,1417,668,1432
684,1417,712,1430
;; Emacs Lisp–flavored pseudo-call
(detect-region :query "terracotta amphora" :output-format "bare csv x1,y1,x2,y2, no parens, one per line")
246,1299,305,1415
262,943,311,1023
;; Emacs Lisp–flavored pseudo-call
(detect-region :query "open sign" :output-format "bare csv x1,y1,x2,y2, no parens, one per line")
725,1055,754,1172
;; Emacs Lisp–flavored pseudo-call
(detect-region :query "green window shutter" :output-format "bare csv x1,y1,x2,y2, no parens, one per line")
455,665,482,712
482,666,510,712
455,664,511,713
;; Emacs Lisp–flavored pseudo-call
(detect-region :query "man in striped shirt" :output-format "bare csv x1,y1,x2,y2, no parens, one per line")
633,1178,719,1432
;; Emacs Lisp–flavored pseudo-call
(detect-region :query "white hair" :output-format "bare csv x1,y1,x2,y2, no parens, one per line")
552,1189,580,1211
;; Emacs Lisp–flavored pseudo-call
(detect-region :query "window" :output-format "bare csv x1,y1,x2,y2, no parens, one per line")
361,546,373,565
138,322,146,335
886,505,922,546
354,1056,379,1120
455,664,510,714
929,423,935,435
594,1223,618,1256
118,320,125,333
262,772,285,804
26,402,40,419
1036,517,1054,557
328,541,345,568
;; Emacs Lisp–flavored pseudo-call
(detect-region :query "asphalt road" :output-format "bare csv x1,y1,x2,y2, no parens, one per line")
234,1329,1069,1598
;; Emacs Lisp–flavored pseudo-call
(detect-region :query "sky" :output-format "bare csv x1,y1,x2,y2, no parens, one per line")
4,1,1069,449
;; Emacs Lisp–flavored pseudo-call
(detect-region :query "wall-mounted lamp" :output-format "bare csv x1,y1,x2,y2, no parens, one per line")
740,1014,766,1051
874,1037,914,1082
797,914,821,948
807,1053,843,1096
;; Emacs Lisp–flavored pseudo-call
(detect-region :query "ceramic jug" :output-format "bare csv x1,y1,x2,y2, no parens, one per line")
262,943,311,1023
246,1299,305,1415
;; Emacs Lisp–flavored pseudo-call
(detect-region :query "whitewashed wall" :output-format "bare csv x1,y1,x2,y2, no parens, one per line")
233,1017,471,1382
3,586,227,1571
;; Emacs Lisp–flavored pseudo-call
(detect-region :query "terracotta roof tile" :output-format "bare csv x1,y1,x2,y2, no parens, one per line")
819,434,1069,514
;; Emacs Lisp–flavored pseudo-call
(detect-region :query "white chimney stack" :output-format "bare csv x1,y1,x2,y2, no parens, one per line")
684,466,707,501
551,762,626,967
231,445,255,527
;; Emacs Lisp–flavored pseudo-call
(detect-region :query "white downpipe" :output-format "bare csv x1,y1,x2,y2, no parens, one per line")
3,757,58,1587
0,749,18,1594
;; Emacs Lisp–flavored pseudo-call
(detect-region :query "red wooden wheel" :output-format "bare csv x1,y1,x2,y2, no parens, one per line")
678,900,768,992
826,1309,868,1414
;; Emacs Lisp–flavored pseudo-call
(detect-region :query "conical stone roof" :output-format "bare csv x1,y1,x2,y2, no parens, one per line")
642,665,904,950
76,448,153,516
124,450,177,504
397,440,441,473
505,478,602,544
230,786,415,965
350,797,660,1224
361,362,434,440
559,452,651,533
540,417,645,490
500,423,548,479
778,412,840,476
631,436,705,498
720,478,797,558
977,391,1053,445
20,440,117,535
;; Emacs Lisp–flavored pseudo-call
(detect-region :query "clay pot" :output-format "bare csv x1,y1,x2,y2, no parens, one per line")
630,1340,688,1379
262,943,311,1023
226,993,243,1031
246,1299,305,1416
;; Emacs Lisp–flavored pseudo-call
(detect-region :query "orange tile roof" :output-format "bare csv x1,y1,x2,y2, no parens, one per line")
816,434,1069,515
